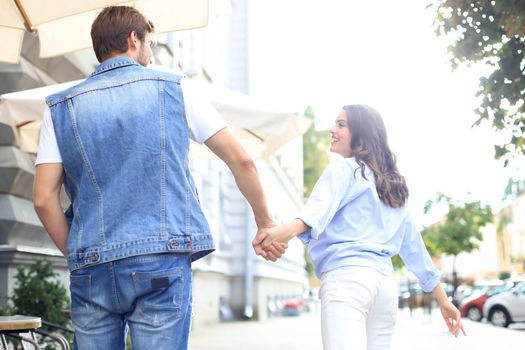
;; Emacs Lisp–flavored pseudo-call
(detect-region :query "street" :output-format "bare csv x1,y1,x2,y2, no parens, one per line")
189,307,525,350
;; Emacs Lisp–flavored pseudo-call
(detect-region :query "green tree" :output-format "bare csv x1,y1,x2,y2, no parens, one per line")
0,306,10,316
421,225,442,258
302,106,330,277
423,193,493,294
303,105,330,197
11,260,70,327
391,255,404,270
432,0,525,164
392,216,442,270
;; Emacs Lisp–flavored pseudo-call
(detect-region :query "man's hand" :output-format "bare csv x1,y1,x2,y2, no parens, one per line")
253,219,310,262
252,226,288,262
260,225,294,250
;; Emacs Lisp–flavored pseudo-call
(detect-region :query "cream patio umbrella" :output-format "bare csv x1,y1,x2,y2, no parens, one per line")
0,0,209,63
0,77,311,159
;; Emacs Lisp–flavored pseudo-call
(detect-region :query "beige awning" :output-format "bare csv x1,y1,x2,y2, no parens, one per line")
0,78,311,159
0,0,209,63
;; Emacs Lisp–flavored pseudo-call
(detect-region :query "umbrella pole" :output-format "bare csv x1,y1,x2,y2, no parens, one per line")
14,0,34,32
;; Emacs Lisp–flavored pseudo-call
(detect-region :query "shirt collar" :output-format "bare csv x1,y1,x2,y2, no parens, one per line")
91,56,140,77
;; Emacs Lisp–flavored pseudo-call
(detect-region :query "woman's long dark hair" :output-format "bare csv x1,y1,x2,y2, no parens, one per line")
343,104,409,208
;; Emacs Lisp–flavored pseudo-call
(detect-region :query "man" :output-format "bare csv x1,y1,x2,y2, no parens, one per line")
33,6,283,350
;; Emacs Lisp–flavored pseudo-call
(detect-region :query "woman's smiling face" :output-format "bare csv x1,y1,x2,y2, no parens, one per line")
329,109,352,158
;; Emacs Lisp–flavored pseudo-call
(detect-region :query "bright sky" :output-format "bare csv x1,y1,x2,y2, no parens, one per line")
249,0,525,225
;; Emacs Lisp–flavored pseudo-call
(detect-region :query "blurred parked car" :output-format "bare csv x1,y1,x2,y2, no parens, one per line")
460,283,515,321
281,298,304,317
304,287,321,313
483,282,525,327
454,282,500,306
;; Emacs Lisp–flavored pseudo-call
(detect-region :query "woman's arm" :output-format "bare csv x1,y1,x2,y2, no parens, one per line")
254,218,310,249
433,283,466,337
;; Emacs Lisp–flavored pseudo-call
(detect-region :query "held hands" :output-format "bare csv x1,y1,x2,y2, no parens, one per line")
252,224,294,262
252,219,308,262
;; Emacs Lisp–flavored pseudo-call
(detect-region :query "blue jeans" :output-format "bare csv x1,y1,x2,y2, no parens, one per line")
69,253,192,350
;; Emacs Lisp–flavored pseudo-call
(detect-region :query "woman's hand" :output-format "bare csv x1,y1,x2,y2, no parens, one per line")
439,300,466,337
433,283,466,337
260,225,295,250
252,222,288,262
252,219,309,262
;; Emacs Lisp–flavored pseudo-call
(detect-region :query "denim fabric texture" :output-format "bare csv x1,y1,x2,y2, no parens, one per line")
45,57,215,271
70,253,192,350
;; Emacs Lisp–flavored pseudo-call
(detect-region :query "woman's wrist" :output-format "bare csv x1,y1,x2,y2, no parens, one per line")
287,219,309,238
432,283,450,305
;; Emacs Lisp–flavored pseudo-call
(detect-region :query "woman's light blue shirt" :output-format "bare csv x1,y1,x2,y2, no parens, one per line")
298,154,441,293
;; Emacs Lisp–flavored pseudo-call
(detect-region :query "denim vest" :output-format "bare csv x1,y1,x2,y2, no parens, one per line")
46,57,215,271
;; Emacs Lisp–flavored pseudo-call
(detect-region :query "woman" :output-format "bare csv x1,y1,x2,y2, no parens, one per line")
257,105,465,350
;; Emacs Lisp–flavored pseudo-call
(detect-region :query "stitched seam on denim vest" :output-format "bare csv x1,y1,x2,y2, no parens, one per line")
73,206,83,250
66,241,215,271
179,81,191,236
185,171,190,235
47,76,182,106
159,80,167,237
67,99,106,245
90,58,136,77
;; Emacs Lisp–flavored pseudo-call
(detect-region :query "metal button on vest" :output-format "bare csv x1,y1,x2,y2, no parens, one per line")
87,252,100,262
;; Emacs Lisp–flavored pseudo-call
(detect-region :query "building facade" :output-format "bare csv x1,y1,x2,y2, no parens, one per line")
165,0,308,328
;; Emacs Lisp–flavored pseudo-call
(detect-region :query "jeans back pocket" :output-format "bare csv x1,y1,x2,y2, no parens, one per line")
131,266,185,327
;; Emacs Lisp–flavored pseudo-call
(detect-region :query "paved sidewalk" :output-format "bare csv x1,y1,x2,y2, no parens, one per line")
189,311,322,350
189,307,525,349
392,308,525,350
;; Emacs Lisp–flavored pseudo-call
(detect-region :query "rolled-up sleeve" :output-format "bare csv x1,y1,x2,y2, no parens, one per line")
399,216,441,293
297,155,351,243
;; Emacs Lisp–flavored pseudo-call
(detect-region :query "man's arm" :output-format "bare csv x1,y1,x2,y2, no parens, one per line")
33,163,69,256
204,127,284,260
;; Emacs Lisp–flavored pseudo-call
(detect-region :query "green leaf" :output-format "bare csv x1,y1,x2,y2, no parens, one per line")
432,0,525,163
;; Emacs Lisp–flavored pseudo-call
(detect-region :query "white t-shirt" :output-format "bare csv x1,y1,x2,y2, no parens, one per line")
35,78,226,165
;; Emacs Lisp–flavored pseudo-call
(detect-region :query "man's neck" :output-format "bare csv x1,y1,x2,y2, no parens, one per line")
107,52,135,60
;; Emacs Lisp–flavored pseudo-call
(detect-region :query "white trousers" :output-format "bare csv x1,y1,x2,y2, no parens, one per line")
320,266,398,350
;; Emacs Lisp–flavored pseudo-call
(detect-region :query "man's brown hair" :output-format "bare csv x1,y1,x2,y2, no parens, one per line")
91,6,154,62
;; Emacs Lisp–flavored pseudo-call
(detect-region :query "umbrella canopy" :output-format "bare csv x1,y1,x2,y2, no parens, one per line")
0,0,209,63
0,76,311,159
